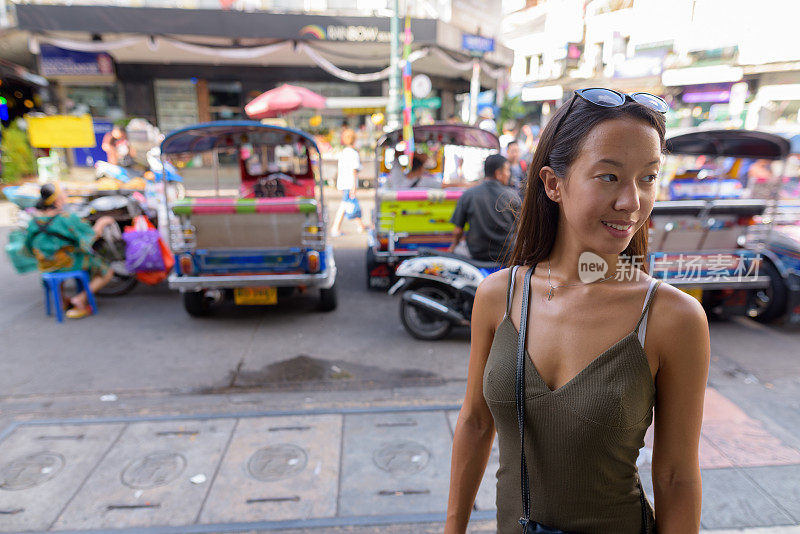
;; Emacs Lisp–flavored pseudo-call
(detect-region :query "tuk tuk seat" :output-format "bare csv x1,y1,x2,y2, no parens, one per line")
649,199,768,252
172,197,319,250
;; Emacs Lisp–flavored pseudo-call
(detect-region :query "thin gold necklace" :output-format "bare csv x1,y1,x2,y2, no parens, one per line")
545,260,617,301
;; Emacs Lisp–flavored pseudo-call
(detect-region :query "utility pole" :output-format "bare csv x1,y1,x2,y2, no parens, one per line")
386,0,402,131
469,59,480,125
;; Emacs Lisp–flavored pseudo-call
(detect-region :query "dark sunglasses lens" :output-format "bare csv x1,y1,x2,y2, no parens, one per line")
632,93,669,113
580,88,625,107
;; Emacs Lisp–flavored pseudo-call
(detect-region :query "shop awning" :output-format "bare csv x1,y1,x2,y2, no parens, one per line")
0,59,48,87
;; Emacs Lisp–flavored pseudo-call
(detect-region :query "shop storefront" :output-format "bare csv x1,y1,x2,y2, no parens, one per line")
16,4,512,136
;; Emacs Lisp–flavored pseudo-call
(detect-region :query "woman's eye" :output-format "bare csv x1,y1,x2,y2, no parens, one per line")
641,174,658,183
598,174,617,182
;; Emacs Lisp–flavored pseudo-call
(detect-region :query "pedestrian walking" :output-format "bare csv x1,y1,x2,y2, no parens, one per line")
445,88,710,533
330,128,368,236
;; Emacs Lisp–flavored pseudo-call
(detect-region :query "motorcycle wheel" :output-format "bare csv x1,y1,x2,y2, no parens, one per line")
748,260,788,323
93,235,138,297
400,285,453,340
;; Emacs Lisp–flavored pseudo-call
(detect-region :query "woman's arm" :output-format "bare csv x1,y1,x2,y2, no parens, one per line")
444,271,507,534
651,287,711,533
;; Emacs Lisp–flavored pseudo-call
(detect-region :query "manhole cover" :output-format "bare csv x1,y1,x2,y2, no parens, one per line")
247,444,307,481
0,452,65,490
373,441,430,476
122,451,186,489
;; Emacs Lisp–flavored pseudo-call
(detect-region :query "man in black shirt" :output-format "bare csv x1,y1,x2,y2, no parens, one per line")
448,154,520,263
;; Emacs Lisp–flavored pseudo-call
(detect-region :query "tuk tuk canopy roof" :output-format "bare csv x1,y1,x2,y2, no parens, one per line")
160,121,319,155
666,130,790,160
377,123,500,150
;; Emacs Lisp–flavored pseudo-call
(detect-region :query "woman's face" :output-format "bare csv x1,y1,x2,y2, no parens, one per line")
545,117,662,256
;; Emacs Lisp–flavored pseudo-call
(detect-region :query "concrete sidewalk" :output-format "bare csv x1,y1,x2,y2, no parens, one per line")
0,390,798,533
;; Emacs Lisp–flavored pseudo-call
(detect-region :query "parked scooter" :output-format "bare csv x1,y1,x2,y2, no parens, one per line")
389,248,501,340
95,147,185,199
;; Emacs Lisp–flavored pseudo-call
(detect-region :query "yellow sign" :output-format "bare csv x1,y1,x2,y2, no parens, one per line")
343,106,385,115
27,115,96,148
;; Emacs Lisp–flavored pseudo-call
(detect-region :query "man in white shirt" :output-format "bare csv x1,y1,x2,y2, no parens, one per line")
330,128,368,236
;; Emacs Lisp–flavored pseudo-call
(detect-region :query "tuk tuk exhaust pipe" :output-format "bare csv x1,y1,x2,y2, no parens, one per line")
401,291,469,325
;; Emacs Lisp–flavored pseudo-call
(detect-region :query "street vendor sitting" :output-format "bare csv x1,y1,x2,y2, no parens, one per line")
25,183,117,319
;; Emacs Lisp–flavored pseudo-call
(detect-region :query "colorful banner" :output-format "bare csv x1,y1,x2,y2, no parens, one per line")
402,16,414,157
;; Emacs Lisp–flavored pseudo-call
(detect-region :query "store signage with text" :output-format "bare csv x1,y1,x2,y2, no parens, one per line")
412,97,441,109
299,24,392,42
462,34,494,54
39,45,114,77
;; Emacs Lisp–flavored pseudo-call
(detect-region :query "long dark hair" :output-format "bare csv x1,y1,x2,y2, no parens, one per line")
507,96,666,270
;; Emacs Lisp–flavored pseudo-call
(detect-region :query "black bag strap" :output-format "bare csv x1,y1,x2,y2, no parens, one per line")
25,215,79,253
514,264,649,534
516,265,535,527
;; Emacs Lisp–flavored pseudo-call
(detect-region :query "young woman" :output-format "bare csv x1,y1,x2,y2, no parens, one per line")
445,89,710,533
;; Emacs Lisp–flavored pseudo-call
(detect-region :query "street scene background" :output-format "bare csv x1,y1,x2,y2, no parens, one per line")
2,0,800,533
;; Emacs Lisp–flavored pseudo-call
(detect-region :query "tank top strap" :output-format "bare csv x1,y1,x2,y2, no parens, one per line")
635,279,662,347
505,265,520,316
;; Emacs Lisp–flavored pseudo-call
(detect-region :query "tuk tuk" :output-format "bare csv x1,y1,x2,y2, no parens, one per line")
160,121,336,316
655,129,800,323
366,123,501,290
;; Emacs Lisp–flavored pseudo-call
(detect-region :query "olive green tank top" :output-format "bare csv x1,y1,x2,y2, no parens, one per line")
483,266,660,533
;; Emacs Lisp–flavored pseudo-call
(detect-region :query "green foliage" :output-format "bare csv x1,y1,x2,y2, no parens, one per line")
1,120,36,183
499,95,526,131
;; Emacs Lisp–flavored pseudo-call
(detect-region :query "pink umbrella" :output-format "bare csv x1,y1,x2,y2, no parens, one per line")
245,84,327,119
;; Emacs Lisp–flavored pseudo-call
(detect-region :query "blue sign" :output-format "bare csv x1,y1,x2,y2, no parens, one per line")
39,45,115,77
462,34,495,54
72,120,113,167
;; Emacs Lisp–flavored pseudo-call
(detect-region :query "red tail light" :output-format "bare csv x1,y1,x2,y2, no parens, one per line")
307,251,320,273
179,254,194,275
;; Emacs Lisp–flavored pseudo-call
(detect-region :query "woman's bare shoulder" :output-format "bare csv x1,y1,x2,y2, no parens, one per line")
648,279,710,366
477,267,512,299
474,268,513,326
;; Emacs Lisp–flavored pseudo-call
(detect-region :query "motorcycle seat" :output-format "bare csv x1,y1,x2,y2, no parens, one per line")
416,248,501,270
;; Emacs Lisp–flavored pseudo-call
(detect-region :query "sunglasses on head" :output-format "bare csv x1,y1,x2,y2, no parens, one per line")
551,87,669,141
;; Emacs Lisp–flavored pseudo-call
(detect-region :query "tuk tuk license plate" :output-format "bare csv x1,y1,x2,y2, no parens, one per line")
234,287,278,305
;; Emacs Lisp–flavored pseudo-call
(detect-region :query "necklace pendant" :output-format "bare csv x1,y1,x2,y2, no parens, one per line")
546,287,554,301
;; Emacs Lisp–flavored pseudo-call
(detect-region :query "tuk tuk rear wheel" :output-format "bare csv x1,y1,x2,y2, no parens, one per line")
319,283,337,312
184,290,212,317
748,260,788,323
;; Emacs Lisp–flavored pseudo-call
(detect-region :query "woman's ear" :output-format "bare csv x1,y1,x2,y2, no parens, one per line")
539,166,561,203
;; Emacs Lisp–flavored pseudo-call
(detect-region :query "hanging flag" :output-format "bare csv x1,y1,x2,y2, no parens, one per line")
401,15,414,157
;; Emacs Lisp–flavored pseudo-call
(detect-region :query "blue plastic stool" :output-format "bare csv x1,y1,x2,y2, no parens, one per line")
41,270,97,323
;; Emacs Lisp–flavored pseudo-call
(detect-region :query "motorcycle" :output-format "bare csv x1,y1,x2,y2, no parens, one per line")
95,147,185,200
388,248,501,340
